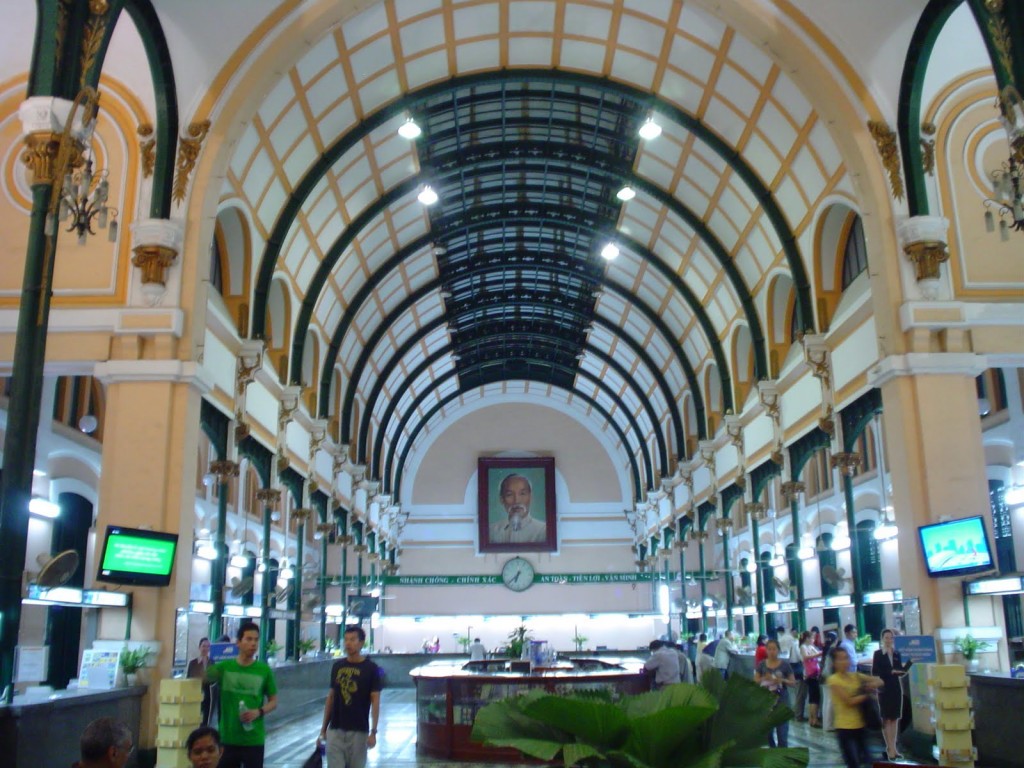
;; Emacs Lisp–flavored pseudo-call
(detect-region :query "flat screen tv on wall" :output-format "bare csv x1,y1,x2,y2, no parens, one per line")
918,516,994,578
96,525,179,587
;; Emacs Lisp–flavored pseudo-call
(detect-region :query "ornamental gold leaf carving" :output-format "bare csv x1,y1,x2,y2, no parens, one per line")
172,119,211,205
867,120,905,201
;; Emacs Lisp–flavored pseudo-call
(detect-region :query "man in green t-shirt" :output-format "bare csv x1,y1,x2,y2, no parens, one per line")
207,621,278,768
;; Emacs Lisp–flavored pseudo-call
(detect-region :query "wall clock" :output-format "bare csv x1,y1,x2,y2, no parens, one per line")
501,557,535,592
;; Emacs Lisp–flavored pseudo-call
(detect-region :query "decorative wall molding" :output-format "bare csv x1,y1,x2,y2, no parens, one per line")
867,352,988,387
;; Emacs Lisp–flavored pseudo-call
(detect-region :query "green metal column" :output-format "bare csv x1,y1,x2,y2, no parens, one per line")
0,182,59,703
721,533,733,632
751,517,766,635
678,547,686,638
700,532,708,634
786,482,808,631
319,511,327,653
209,468,231,640
294,517,305,655
843,474,866,633
256,488,276,660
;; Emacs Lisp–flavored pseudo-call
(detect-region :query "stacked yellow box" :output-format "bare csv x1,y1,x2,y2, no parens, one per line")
156,678,203,768
927,664,975,768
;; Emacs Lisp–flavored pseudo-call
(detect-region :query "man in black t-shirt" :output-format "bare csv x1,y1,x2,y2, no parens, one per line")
317,625,382,768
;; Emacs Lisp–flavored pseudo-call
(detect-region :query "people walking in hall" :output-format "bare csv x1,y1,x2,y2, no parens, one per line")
643,639,681,689
318,624,382,768
187,637,215,726
754,638,797,748
185,726,223,768
799,630,823,727
207,621,278,768
713,630,738,679
73,717,134,768
753,634,768,666
784,628,805,721
826,646,884,768
839,624,859,664
696,633,716,681
819,630,839,731
872,628,908,760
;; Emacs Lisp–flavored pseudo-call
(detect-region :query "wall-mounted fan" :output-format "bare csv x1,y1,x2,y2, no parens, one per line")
303,594,322,612
31,550,81,589
822,565,850,591
229,576,254,599
773,577,792,598
274,583,293,603
734,585,754,606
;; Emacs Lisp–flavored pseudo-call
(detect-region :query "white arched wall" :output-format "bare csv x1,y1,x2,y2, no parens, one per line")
382,397,657,619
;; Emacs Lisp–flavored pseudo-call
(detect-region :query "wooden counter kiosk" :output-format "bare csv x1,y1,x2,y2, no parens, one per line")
410,657,650,761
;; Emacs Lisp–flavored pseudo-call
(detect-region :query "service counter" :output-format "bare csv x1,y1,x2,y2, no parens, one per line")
969,671,1024,768
0,684,146,768
411,657,650,761
263,657,336,726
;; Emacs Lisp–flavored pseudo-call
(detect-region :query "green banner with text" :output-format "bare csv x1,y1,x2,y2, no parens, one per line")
380,572,676,586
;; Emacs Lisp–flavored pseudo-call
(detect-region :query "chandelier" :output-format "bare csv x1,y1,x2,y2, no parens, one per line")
984,156,1023,240
49,154,118,244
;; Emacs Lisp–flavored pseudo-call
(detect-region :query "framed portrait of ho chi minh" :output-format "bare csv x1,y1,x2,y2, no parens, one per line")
477,456,556,553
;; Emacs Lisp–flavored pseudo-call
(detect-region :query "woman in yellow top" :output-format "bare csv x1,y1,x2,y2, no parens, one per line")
826,646,884,768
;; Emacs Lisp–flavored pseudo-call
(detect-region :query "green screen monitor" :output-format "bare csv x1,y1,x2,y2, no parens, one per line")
96,525,178,587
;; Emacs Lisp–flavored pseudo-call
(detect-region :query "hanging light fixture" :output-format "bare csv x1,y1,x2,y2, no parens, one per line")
397,116,422,139
983,156,1023,240
616,184,636,201
600,242,620,260
49,154,118,244
638,115,662,140
417,184,439,205
831,520,851,551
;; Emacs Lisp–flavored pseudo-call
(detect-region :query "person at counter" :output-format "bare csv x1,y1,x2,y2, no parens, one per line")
872,628,909,761
468,637,487,661
714,631,738,679
318,625,382,768
754,635,768,666
643,640,680,689
187,637,214,726
839,624,858,663
73,717,134,768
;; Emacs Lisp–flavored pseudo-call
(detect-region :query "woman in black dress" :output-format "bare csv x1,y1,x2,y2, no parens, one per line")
871,628,907,760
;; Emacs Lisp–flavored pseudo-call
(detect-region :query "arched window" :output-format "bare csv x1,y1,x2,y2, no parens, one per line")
840,216,868,290
209,235,224,295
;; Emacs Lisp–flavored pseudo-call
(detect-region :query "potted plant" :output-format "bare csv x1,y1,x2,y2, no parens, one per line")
854,633,873,655
507,624,532,660
264,639,283,665
457,634,472,653
472,671,809,767
572,630,588,653
954,635,991,669
297,637,317,660
119,646,151,686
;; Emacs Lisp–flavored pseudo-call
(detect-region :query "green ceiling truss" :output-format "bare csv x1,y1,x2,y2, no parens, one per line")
345,311,656,490
388,366,643,502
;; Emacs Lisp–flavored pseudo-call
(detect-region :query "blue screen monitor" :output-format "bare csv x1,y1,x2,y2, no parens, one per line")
918,516,994,578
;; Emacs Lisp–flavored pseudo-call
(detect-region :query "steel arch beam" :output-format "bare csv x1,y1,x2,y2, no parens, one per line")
252,69,812,347
344,312,656,488
385,367,643,502
365,332,670,483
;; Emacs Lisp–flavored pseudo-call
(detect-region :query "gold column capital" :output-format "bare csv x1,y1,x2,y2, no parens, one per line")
21,132,82,186
903,240,950,282
131,244,178,284
255,488,281,506
780,481,806,504
209,459,239,482
830,451,862,478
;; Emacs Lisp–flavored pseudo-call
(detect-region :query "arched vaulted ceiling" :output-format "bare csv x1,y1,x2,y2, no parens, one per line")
223,0,853,501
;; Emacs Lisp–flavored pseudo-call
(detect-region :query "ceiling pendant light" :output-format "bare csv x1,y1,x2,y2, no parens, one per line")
417,185,439,205
397,117,422,139
616,185,636,201
600,242,620,261
638,115,662,140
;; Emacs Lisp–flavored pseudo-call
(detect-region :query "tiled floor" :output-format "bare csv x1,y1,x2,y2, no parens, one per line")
263,689,926,767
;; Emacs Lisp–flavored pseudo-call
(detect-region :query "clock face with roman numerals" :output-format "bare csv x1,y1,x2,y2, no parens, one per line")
501,557,535,592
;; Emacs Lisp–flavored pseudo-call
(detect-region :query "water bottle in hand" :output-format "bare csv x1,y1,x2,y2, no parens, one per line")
239,700,254,731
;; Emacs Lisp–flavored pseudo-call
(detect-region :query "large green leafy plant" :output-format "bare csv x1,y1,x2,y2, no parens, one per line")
471,670,808,768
